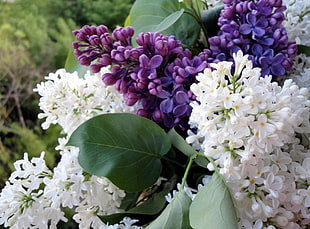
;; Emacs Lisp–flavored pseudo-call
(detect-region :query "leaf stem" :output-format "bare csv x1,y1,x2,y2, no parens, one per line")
205,155,220,174
180,153,198,189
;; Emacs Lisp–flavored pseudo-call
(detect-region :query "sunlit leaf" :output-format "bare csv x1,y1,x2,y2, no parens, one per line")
183,0,206,18
146,189,192,229
67,113,171,192
129,0,200,46
189,172,238,229
155,9,184,33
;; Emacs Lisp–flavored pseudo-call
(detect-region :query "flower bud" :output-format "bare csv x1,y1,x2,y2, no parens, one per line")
90,62,103,73
100,54,112,66
89,35,100,46
96,25,108,35
125,92,139,106
102,73,117,85
78,55,91,66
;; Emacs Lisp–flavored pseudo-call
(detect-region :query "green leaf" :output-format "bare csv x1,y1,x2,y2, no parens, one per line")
168,128,209,168
298,45,310,56
67,113,171,192
64,50,89,77
189,172,238,229
183,0,206,18
201,1,224,37
129,0,200,46
124,15,130,27
146,190,192,229
172,8,201,46
155,9,184,33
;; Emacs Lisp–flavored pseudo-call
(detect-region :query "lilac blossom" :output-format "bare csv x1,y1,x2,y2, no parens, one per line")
72,25,206,130
200,0,297,77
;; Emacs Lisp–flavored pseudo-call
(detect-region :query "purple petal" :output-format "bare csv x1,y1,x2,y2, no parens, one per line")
174,91,189,104
253,27,265,37
173,104,188,117
264,49,273,58
160,98,174,113
137,69,147,79
150,55,163,68
271,64,285,76
261,67,270,76
139,54,149,68
195,61,207,72
148,70,157,79
247,13,256,25
185,66,197,75
239,24,252,35
260,57,270,68
157,90,171,99
258,37,274,46
273,53,285,64
256,17,268,28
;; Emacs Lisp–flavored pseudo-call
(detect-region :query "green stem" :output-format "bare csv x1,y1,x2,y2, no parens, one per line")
180,153,203,189
205,155,220,174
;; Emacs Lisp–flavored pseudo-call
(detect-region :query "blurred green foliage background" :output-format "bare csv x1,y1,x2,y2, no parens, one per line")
0,0,134,190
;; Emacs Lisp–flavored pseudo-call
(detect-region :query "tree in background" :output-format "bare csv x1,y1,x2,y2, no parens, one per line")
0,0,134,190
45,0,135,29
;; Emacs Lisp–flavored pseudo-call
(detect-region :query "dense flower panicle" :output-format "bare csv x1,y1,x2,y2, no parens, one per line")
187,50,310,228
282,54,310,90
0,148,137,229
34,68,137,136
282,0,310,46
0,69,145,229
72,25,206,130
0,152,68,228
199,0,297,77
279,0,310,90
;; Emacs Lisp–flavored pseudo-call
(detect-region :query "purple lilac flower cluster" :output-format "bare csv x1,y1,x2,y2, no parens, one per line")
72,25,206,130
200,0,297,77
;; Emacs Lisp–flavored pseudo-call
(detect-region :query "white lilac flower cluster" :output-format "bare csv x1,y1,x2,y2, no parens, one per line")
283,0,310,46
0,69,141,228
187,50,310,228
34,67,136,136
282,0,310,90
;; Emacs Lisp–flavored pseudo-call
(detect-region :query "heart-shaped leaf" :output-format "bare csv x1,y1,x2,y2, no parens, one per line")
67,113,171,192
189,172,238,229
146,189,192,229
